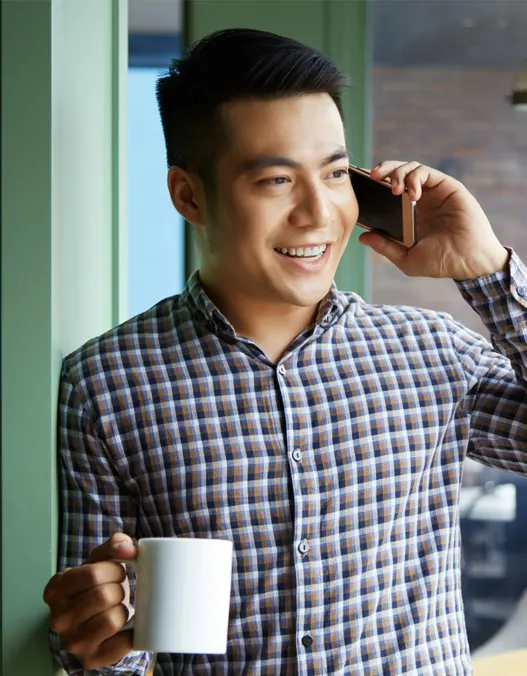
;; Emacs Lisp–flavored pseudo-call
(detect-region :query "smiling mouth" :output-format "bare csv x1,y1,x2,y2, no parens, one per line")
274,243,327,260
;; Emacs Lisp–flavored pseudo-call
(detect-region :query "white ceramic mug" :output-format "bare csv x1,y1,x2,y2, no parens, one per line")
119,537,233,654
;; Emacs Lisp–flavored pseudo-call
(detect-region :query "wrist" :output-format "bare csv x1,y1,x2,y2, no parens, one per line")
459,245,509,281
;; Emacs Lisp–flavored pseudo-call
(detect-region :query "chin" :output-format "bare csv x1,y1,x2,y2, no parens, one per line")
280,281,333,308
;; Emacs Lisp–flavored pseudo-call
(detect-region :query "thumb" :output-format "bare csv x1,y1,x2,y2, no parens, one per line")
358,231,409,269
88,533,137,564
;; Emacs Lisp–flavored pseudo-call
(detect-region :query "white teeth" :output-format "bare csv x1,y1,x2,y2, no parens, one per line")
275,244,327,258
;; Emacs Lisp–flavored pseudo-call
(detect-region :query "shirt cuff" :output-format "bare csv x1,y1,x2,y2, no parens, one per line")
455,247,527,329
50,630,153,676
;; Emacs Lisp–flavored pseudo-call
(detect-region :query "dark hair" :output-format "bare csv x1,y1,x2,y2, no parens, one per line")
156,28,350,192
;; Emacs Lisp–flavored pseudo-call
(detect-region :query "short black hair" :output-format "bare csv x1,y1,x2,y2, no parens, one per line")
156,28,350,191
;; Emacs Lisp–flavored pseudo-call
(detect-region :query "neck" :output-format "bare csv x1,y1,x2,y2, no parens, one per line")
198,273,319,365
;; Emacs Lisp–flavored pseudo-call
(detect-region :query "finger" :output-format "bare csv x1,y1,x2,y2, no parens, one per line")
50,581,126,635
88,533,137,564
370,160,408,181
399,165,434,201
51,561,127,602
388,161,422,195
358,231,409,269
62,603,129,659
76,632,134,671
44,569,71,605
403,165,451,201
384,162,450,200
44,535,136,607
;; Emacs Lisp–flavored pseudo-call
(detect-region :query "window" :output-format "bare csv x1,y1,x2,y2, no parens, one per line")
127,1,184,318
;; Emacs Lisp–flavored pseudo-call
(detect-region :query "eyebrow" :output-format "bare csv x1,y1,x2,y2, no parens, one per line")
238,146,350,174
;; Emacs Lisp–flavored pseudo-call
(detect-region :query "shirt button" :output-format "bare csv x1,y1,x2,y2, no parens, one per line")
517,285,527,298
277,364,287,376
301,634,313,648
292,449,303,462
298,539,310,554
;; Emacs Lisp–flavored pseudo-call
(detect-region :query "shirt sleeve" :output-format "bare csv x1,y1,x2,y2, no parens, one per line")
450,248,527,473
50,365,154,676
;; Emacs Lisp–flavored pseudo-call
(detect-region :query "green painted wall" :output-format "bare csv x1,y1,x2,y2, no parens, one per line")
184,0,372,297
1,1,127,673
1,2,55,673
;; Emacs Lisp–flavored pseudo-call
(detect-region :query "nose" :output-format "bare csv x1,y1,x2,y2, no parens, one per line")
289,179,332,229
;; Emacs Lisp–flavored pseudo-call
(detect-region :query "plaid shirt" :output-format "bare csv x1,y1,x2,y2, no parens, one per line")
52,249,527,676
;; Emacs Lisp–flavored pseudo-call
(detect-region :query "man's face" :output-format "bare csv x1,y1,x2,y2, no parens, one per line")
199,93,358,309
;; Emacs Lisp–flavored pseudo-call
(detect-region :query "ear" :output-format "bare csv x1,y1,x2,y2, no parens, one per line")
167,166,206,226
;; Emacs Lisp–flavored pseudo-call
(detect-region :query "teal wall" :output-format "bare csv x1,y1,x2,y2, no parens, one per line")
2,2,55,673
1,1,128,673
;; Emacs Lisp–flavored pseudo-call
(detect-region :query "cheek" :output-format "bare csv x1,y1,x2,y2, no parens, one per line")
331,184,358,231
346,189,359,219
336,200,358,237
233,194,277,230
226,196,278,249
209,217,261,268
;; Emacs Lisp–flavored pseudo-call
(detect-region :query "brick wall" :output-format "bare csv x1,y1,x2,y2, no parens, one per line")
370,67,527,336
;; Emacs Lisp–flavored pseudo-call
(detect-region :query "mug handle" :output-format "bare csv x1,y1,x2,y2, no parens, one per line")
113,558,136,632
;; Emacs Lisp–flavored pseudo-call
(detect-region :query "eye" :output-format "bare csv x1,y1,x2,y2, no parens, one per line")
258,176,290,186
329,168,350,180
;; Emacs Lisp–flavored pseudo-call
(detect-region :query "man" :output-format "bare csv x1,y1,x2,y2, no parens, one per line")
43,28,527,675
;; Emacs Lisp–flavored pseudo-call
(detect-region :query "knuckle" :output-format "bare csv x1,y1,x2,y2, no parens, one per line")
82,655,100,670
92,581,125,612
114,563,127,583
42,582,55,605
92,583,111,607
49,613,68,634
60,565,84,591
43,570,67,605
84,563,103,586
86,562,117,587
105,610,124,635
63,635,85,655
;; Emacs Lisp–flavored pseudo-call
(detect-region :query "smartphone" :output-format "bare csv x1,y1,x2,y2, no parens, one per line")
349,165,415,247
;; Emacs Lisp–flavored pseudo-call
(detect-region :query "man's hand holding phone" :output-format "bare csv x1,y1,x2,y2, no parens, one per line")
357,160,509,281
43,534,137,670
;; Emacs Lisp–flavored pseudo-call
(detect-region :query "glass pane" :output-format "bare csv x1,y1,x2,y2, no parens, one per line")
127,0,183,319
127,67,184,318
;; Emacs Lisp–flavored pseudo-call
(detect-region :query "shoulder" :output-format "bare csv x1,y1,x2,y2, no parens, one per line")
61,294,187,392
338,289,454,330
335,289,480,355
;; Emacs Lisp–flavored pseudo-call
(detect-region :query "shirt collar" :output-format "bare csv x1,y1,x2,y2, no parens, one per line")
181,270,346,338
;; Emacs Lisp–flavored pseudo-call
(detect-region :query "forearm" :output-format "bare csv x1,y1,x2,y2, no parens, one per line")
456,247,527,382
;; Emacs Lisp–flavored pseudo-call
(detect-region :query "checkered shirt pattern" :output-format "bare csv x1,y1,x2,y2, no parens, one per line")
51,249,527,675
